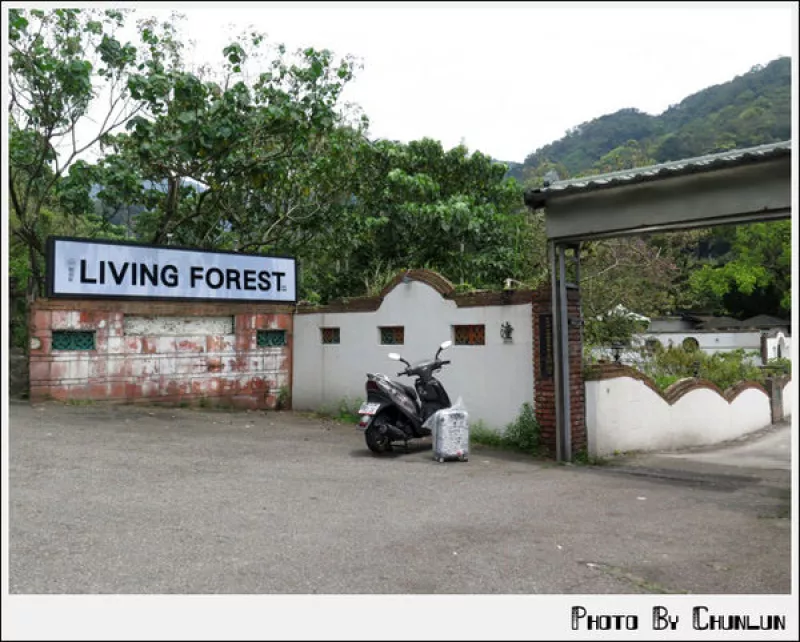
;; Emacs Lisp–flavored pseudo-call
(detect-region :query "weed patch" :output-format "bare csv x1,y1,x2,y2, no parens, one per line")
470,403,543,456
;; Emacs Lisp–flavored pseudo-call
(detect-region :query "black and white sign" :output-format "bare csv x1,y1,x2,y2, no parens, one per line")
47,237,297,303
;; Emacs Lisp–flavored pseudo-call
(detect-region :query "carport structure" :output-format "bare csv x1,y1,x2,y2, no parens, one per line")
523,141,792,462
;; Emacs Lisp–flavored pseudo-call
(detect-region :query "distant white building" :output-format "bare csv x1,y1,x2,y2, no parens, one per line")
591,311,791,365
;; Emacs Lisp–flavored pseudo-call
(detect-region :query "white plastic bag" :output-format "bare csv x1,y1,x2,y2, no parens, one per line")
427,397,470,461
423,397,468,430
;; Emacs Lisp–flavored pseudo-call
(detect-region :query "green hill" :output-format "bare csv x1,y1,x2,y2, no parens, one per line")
509,56,791,183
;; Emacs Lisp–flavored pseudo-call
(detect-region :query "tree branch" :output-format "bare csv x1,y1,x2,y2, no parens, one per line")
160,186,212,237
9,177,25,221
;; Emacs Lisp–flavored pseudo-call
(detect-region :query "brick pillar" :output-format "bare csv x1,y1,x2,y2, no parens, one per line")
764,376,786,423
531,286,586,457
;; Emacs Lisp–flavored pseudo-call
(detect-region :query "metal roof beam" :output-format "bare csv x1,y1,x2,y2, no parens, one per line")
540,156,791,241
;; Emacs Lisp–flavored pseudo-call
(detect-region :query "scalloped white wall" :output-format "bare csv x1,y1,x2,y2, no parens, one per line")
585,377,772,456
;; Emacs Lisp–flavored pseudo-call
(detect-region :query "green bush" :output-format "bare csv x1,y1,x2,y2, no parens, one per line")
471,403,542,456
276,386,291,410
336,397,362,423
653,374,682,390
639,346,768,391
502,402,541,454
698,350,765,390
470,420,507,448
765,357,791,377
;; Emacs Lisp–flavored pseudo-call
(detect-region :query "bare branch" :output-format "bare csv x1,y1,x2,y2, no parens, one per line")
71,115,78,156
164,187,213,232
235,200,322,253
581,257,621,283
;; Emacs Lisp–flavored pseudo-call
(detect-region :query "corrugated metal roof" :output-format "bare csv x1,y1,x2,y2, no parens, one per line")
695,317,742,330
739,314,790,328
524,140,791,204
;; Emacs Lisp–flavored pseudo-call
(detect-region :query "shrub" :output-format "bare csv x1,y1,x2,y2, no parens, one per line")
276,386,291,410
765,357,792,377
502,402,541,454
697,350,765,391
470,403,542,456
639,345,768,391
337,397,363,422
653,374,682,390
470,420,506,448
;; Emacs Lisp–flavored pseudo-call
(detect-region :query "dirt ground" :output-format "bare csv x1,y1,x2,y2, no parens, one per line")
8,401,792,594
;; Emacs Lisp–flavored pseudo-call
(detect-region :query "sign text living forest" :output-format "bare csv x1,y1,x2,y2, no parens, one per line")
47,237,297,303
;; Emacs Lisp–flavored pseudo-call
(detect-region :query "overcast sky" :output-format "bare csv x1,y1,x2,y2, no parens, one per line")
26,1,799,164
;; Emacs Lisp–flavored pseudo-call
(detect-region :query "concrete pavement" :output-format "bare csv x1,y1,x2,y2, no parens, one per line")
659,420,791,471
8,401,792,594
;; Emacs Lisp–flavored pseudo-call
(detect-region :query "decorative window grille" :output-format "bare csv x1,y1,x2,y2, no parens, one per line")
257,330,287,347
52,330,96,351
454,325,485,346
321,328,340,344
379,326,404,345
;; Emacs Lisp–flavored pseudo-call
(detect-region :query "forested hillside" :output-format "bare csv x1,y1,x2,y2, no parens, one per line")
508,56,791,183
501,56,792,330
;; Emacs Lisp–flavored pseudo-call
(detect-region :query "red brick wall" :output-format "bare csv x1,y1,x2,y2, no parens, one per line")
531,287,586,457
29,299,294,410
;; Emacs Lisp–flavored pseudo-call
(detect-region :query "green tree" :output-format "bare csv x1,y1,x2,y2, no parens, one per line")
8,8,179,298
589,140,656,174
8,202,127,348
519,160,570,188
330,138,537,299
689,221,791,317
579,236,682,335
95,34,363,253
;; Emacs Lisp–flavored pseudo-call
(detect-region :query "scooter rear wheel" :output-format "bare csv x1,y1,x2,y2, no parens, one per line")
365,419,393,454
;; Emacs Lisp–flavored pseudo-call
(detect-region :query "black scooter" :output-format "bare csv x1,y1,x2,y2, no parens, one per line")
358,340,453,453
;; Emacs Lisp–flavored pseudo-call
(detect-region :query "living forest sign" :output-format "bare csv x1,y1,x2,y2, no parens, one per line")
46,237,297,303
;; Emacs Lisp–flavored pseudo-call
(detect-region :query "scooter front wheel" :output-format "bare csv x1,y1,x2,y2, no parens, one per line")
365,422,393,454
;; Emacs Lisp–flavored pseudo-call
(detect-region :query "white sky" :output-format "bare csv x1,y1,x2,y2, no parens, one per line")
11,1,799,163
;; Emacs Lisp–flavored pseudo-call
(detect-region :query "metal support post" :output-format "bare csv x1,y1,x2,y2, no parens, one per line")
557,243,572,461
549,241,563,463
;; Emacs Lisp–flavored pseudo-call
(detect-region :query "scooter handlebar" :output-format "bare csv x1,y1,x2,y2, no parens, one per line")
398,360,450,376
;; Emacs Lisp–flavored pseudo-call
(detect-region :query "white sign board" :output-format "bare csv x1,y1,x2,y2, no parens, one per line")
47,237,297,303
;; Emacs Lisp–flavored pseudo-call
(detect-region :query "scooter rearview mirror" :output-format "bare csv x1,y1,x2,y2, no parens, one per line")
388,353,401,361
440,340,453,351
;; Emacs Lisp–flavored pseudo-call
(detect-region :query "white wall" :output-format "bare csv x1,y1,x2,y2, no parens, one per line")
644,331,763,356
293,280,533,430
765,332,792,361
589,331,768,366
586,377,772,456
